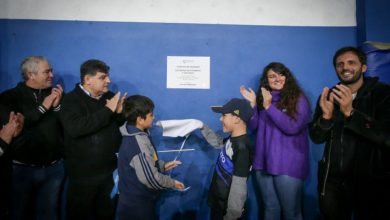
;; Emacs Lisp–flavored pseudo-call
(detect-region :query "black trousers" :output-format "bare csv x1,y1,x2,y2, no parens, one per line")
66,176,117,220
210,205,247,220
320,177,390,220
319,178,354,220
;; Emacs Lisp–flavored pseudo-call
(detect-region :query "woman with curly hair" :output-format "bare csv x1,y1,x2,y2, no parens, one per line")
240,62,310,220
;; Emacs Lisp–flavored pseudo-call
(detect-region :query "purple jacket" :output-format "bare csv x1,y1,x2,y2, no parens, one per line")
249,91,310,180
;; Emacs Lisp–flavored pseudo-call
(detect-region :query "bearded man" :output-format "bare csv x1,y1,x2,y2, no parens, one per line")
309,46,390,219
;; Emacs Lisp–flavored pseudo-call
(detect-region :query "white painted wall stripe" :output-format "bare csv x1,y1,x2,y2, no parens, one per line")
0,0,356,26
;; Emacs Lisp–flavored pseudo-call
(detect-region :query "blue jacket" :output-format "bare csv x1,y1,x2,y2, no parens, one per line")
118,123,175,206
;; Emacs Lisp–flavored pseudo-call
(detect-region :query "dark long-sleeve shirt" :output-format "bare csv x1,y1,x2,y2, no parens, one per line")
59,84,124,181
201,125,252,220
0,82,63,165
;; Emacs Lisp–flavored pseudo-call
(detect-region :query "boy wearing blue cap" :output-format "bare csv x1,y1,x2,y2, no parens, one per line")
200,98,253,220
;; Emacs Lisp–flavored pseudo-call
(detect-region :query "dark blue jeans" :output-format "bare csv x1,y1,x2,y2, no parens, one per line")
255,170,303,220
12,160,65,220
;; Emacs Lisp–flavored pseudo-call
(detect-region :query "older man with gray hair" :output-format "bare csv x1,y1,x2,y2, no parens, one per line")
0,56,65,220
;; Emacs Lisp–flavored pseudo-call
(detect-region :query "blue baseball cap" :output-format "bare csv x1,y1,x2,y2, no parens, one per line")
211,98,253,123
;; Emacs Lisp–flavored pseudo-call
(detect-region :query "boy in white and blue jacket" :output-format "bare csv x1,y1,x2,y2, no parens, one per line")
117,95,185,220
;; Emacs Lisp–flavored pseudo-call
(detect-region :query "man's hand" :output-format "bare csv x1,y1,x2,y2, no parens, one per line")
240,86,256,108
115,92,127,114
320,87,334,120
106,92,121,112
0,112,24,144
261,87,272,109
51,84,63,108
42,93,56,110
13,112,24,137
331,84,354,118
165,160,182,171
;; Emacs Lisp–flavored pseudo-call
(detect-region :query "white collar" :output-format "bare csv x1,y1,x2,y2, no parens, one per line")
79,84,102,99
352,93,357,100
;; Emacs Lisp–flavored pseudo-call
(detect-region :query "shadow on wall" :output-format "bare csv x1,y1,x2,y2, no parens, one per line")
53,73,77,92
110,77,141,96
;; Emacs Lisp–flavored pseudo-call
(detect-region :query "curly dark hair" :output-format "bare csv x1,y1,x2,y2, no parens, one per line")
256,62,305,118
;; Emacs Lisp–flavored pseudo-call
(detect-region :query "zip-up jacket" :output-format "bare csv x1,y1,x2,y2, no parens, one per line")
0,82,63,165
117,123,175,206
309,77,390,196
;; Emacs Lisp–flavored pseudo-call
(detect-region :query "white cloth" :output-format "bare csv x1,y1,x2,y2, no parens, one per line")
156,119,203,137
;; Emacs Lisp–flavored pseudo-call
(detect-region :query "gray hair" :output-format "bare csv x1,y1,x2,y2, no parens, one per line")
20,56,48,81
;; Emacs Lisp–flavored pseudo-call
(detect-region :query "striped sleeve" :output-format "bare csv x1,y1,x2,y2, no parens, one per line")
129,135,175,190
38,105,47,114
53,104,61,112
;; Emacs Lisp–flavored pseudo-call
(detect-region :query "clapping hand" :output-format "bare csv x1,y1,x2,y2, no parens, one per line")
0,112,24,144
106,92,128,113
42,84,63,110
261,87,272,109
331,84,354,117
240,86,256,108
319,87,335,120
13,112,24,137
105,92,120,112
51,84,63,108
116,92,127,114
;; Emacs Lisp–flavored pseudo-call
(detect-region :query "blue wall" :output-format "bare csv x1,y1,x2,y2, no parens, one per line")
0,19,357,220
357,0,390,44
364,0,390,43
356,0,390,83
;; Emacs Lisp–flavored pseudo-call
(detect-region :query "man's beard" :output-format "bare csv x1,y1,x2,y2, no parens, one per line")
337,68,364,85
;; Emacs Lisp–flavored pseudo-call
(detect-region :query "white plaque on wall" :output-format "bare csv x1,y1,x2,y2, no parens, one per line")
167,56,210,89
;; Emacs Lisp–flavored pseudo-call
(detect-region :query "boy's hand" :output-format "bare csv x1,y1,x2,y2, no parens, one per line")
174,180,185,190
165,160,182,171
